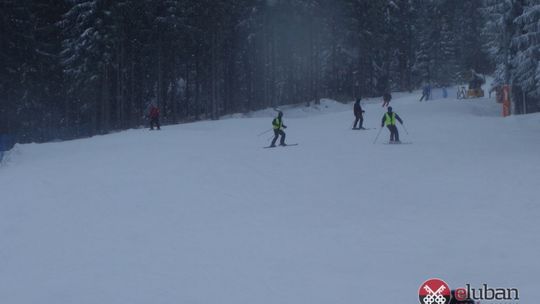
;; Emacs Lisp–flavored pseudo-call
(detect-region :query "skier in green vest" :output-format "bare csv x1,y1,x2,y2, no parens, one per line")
270,111,287,147
380,107,404,143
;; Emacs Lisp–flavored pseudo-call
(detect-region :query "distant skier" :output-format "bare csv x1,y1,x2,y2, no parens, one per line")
382,92,392,107
353,98,366,129
149,104,161,130
270,111,287,147
380,106,404,143
420,84,431,101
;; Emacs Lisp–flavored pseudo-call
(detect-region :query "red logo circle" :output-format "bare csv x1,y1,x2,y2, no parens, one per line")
419,278,451,304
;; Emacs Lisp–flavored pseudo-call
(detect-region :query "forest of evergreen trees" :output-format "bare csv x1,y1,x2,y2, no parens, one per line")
1,0,538,142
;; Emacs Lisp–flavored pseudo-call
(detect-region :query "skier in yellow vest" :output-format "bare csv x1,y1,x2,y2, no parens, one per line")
380,107,404,143
270,111,287,147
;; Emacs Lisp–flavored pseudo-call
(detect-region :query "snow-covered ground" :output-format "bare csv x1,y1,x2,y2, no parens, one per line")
1,89,539,304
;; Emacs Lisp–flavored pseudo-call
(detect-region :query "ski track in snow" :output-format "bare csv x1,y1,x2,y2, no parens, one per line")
0,90,539,304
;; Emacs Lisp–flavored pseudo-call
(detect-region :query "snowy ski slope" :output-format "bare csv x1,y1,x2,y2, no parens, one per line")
1,89,539,304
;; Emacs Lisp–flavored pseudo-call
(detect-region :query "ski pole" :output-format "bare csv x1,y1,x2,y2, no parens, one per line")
257,128,272,137
373,127,383,144
401,124,409,135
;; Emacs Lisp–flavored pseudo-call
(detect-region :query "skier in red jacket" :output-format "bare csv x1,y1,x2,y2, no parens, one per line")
149,104,161,130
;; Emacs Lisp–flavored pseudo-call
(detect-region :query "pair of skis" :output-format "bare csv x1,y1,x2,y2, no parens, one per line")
263,143,299,149
373,124,412,144
384,141,412,145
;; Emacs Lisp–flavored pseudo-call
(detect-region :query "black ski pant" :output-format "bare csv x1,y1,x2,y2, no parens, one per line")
387,125,399,142
420,93,429,101
353,116,364,129
150,117,160,130
271,129,286,146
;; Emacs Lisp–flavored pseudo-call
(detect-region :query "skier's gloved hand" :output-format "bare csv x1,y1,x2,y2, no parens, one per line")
283,126,287,129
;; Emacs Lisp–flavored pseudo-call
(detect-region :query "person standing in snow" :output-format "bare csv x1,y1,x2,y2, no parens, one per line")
380,106,404,143
149,104,161,130
270,111,287,147
382,92,392,107
420,84,431,101
353,98,366,129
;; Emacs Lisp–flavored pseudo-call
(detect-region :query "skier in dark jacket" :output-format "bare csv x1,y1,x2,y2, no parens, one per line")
270,111,287,147
382,92,392,107
149,104,161,130
420,84,431,101
380,106,404,143
353,98,366,129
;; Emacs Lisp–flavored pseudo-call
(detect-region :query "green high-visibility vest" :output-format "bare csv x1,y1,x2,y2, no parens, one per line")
385,113,396,125
273,118,282,129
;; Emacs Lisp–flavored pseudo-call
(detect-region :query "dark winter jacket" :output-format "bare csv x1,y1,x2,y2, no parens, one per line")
383,93,392,102
354,102,365,117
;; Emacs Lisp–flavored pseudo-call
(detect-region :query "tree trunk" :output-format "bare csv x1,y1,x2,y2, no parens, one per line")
100,65,110,133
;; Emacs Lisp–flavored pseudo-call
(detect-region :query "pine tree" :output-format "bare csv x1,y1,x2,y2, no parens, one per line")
0,0,35,133
388,0,416,91
482,0,522,85
511,0,540,112
0,0,67,139
437,7,459,86
413,0,439,86
453,0,491,78
60,0,119,133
